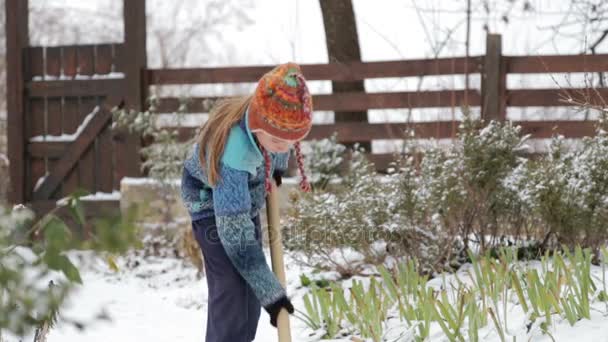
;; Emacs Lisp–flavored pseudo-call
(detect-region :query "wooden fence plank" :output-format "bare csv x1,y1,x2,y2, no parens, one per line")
61,97,81,196
27,98,45,139
78,97,99,195
113,43,126,73
508,88,608,107
27,98,46,200
62,46,78,78
507,54,608,74
96,127,114,192
26,79,125,97
46,97,62,135
28,142,66,158
304,122,459,141
122,0,146,180
170,120,598,144
78,45,95,75
46,98,63,197
482,34,506,121
155,90,482,113
33,106,111,200
518,120,596,139
146,57,485,85
95,44,113,75
46,47,61,78
7,0,29,203
27,46,44,79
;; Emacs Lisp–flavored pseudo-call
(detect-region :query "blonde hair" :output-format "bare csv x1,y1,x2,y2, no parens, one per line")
197,95,252,186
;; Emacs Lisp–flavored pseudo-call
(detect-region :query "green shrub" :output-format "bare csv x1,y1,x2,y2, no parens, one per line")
303,133,347,191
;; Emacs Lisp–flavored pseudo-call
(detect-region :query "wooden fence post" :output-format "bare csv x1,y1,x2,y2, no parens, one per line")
481,33,507,122
118,0,147,180
6,0,29,204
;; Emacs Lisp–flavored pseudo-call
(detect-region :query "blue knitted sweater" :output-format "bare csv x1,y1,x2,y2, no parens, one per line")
180,109,290,307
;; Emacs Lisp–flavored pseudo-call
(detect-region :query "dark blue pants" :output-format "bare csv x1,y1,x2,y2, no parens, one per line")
192,214,262,342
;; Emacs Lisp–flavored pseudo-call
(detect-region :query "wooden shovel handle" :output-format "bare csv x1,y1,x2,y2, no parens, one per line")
265,180,292,342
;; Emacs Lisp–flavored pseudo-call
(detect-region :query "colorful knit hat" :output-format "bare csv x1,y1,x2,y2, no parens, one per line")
249,62,313,193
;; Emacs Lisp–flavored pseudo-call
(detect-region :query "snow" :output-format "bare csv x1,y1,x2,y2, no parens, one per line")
121,177,181,187
55,191,121,206
31,73,125,81
2,250,319,342
29,107,99,142
79,191,121,201
34,172,49,192
2,246,608,342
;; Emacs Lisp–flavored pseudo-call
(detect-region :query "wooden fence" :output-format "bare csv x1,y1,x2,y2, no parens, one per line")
6,0,146,216
6,0,608,216
148,34,608,169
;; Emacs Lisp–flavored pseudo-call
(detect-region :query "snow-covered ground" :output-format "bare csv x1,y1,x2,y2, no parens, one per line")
4,249,323,342
5,247,608,342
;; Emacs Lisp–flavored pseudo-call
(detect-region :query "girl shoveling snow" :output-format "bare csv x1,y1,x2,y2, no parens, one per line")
180,62,313,342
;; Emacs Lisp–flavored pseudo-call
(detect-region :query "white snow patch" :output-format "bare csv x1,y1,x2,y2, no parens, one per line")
29,107,99,142
80,191,121,201
34,171,49,192
121,177,181,187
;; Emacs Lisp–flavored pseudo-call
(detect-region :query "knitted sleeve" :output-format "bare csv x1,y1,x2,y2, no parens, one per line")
212,162,287,307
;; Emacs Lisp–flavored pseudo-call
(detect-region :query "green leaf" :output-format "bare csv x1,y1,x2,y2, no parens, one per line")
44,253,82,284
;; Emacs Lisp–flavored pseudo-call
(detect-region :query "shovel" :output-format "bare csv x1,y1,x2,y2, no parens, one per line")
265,179,292,342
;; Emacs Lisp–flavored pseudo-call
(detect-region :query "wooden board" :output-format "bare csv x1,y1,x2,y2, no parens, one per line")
155,90,482,113
27,46,44,79
78,45,95,76
96,126,114,192
61,97,81,196
147,57,485,85
46,47,61,78
62,46,78,78
78,97,99,194
27,98,46,199
95,44,113,75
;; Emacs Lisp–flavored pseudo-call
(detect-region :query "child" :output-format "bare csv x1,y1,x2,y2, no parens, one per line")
180,62,313,342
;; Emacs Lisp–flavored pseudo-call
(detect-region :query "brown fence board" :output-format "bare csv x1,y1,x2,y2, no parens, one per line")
27,98,45,139
62,46,78,78
147,57,484,85
46,97,62,135
61,97,81,195
518,120,596,138
507,54,608,74
305,122,459,141
171,120,597,144
508,88,608,107
114,43,126,73
95,44,113,75
96,127,114,192
314,90,481,111
155,90,482,113
26,79,124,98
28,141,66,158
27,46,44,79
46,47,61,78
46,98,63,196
27,98,46,200
78,97,99,194
78,45,95,75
